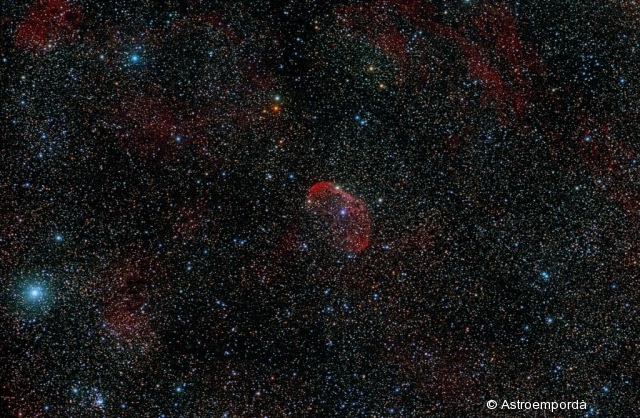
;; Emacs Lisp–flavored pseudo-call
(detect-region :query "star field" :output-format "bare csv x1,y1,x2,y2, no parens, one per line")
1,0,640,416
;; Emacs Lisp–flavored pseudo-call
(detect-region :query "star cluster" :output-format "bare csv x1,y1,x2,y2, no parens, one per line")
1,0,639,416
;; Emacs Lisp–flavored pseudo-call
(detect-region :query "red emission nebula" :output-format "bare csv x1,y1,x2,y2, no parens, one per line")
14,0,82,50
306,182,371,253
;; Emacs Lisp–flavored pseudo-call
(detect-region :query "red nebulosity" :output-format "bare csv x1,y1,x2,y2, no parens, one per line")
338,1,545,128
115,93,176,156
110,85,219,160
574,115,640,218
14,0,82,50
376,25,409,66
306,181,371,253
102,256,159,343
433,2,544,124
464,3,544,121
472,4,541,73
337,3,413,73
464,46,506,106
200,12,243,44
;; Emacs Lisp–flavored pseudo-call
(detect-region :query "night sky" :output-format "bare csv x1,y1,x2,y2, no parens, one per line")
1,0,639,416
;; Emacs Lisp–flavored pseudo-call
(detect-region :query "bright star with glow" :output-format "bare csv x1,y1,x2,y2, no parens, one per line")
27,286,44,301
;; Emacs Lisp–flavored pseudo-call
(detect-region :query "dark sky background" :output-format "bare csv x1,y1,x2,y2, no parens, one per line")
1,0,639,416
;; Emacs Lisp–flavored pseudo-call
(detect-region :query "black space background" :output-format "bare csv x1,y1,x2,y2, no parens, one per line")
1,0,639,416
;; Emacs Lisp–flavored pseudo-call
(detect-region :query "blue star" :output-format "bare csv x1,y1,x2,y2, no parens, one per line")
130,54,140,63
27,286,44,301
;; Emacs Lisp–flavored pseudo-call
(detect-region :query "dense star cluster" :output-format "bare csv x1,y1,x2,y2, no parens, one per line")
1,0,639,416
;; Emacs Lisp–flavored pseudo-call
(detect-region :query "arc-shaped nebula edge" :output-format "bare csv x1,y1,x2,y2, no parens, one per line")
306,181,371,253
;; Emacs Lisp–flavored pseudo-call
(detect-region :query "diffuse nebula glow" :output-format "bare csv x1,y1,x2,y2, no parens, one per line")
306,181,371,253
